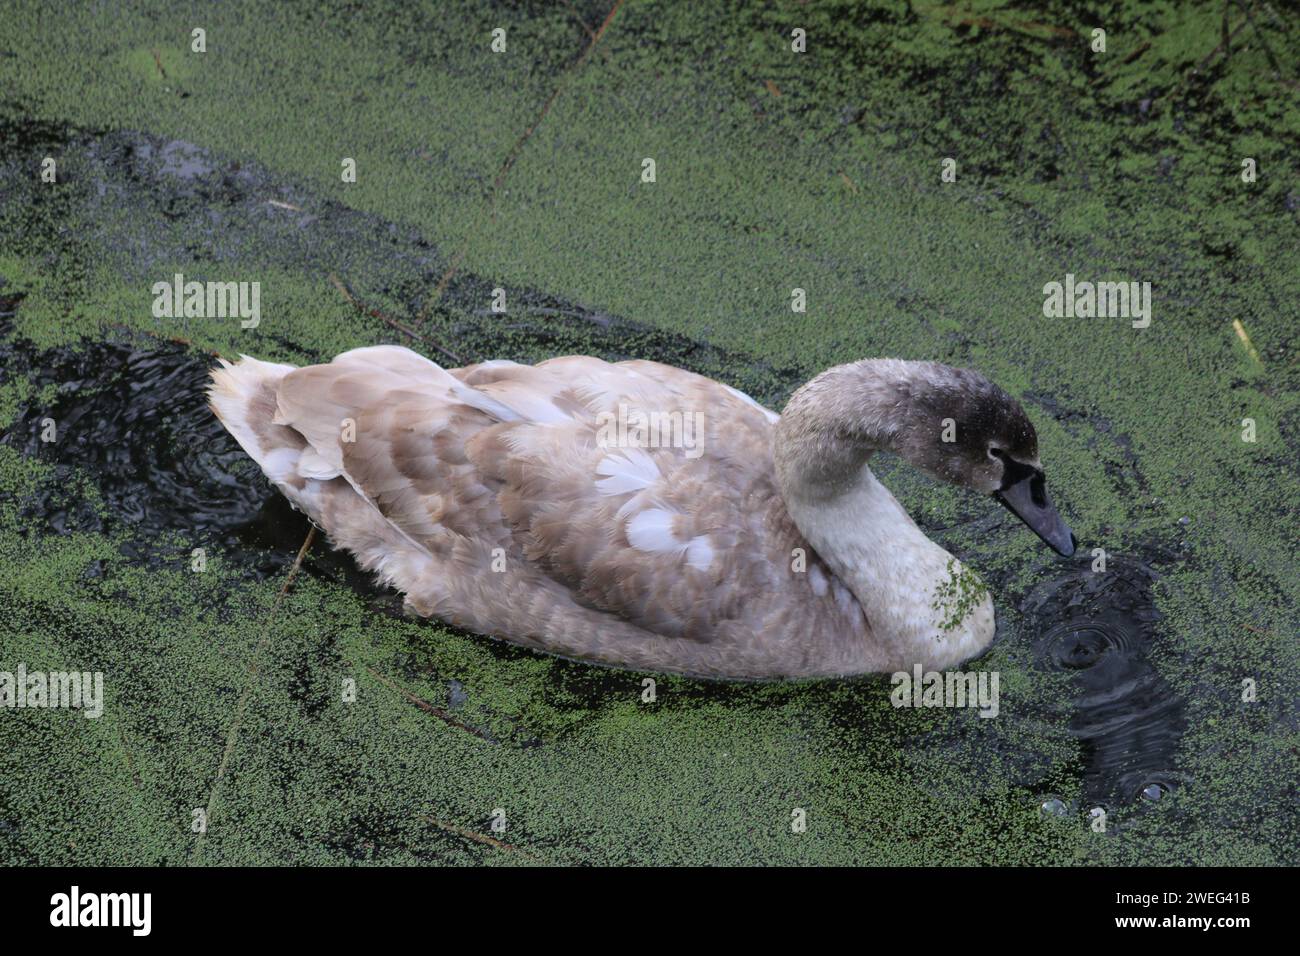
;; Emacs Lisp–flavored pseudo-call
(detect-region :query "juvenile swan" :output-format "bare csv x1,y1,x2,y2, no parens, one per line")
210,347,1075,679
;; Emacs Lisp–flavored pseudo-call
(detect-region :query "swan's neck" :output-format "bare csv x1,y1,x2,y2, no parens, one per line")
774,361,995,670
782,462,991,670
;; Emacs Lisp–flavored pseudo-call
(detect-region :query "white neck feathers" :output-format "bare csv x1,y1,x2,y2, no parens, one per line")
773,361,995,670
782,462,992,670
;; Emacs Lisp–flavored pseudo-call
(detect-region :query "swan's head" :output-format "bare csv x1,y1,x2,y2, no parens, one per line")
775,358,1077,556
893,362,1076,556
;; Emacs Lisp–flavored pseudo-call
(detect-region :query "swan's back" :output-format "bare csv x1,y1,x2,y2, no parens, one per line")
209,346,871,678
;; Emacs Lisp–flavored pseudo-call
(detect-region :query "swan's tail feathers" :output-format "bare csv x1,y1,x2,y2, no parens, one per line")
207,354,315,493
208,353,443,595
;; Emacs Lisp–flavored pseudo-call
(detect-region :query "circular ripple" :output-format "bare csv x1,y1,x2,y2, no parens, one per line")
1036,622,1137,671
1022,559,1188,807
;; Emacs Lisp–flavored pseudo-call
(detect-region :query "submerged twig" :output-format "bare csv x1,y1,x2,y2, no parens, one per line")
1149,13,1252,115
1122,40,1151,65
359,663,498,743
1232,319,1263,365
193,525,316,862
279,526,317,598
420,815,545,863
417,0,625,316
116,724,144,790
329,273,462,364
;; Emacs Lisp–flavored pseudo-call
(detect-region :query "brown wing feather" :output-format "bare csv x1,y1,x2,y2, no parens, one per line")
265,346,868,677
459,357,802,641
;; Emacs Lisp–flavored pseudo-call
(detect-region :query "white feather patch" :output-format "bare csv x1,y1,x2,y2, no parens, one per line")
626,508,679,552
595,448,660,496
722,383,780,423
625,510,714,571
478,383,570,424
261,447,301,484
297,447,341,480
207,355,295,465
447,380,522,422
685,535,714,571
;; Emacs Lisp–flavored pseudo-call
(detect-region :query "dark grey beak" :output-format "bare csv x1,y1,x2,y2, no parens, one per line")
994,468,1076,556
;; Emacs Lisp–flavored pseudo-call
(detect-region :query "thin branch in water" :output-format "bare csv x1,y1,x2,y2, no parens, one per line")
359,662,498,744
420,815,545,863
193,525,316,862
329,273,462,364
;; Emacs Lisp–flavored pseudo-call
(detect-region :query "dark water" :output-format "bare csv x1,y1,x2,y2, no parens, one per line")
1021,553,1187,811
0,328,287,569
0,317,1189,806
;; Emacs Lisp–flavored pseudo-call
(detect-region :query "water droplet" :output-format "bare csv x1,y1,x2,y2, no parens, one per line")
447,680,468,710
1040,798,1068,817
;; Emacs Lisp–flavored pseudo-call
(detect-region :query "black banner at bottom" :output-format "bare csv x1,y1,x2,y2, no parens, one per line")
0,865,1278,940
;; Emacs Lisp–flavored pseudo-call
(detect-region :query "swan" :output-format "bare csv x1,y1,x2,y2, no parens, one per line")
209,346,1075,679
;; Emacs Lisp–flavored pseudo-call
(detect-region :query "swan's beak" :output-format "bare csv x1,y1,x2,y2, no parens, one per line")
994,470,1076,556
